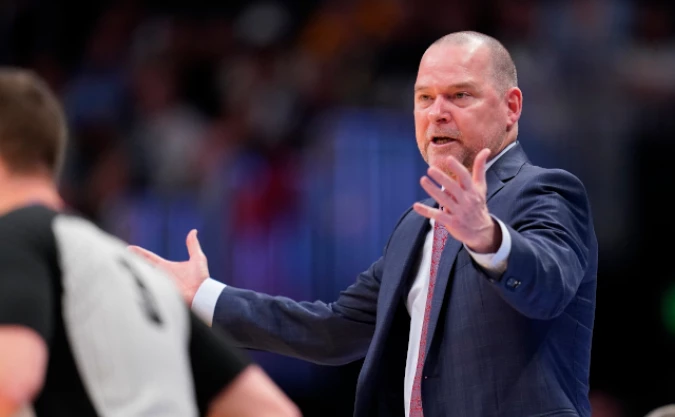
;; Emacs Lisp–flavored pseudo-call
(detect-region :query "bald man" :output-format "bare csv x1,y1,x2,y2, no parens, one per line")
133,31,598,417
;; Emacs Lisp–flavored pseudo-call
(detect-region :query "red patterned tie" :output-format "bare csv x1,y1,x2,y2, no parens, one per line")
409,220,449,417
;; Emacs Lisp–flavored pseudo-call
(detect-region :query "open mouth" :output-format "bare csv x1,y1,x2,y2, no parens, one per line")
431,136,456,145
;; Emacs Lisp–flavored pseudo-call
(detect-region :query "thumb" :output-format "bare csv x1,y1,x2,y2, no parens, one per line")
128,245,167,266
472,148,491,186
186,229,205,259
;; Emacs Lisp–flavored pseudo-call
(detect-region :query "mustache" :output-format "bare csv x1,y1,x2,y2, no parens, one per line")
426,129,462,141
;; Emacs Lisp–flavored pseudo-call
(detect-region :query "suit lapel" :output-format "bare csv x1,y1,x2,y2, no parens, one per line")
423,143,529,357
376,204,431,333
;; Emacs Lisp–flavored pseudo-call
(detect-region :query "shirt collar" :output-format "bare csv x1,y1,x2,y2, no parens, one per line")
485,141,518,172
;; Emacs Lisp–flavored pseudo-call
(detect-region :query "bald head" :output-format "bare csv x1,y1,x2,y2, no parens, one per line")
645,405,675,417
430,31,517,93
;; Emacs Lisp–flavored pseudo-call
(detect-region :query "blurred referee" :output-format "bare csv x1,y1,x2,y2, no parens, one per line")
0,68,300,417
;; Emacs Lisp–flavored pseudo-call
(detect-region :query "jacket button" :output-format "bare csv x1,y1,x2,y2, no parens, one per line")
506,278,521,289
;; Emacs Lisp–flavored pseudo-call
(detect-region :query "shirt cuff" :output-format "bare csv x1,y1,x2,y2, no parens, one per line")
191,278,226,327
464,217,512,275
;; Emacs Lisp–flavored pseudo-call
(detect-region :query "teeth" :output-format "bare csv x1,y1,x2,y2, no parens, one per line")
434,138,452,144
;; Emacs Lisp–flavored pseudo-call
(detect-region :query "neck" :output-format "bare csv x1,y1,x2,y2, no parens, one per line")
488,135,514,160
0,176,63,217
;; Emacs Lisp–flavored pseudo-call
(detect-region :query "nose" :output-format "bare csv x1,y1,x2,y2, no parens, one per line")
427,96,451,124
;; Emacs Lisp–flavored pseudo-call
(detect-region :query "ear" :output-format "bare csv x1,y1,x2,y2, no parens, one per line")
505,87,523,130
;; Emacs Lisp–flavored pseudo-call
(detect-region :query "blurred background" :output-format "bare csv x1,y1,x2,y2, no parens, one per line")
2,0,674,415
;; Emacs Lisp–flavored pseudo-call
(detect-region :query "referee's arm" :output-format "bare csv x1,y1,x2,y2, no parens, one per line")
0,242,55,417
188,312,301,417
0,327,48,417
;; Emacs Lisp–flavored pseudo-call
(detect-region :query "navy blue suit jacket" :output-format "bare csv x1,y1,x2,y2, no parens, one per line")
213,144,598,417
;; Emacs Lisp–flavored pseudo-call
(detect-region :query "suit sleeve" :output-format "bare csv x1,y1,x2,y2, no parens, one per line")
189,311,251,414
212,255,383,366
481,169,596,320
208,205,416,366
0,235,54,343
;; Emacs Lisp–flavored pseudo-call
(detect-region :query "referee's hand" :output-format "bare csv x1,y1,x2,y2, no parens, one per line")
129,229,209,305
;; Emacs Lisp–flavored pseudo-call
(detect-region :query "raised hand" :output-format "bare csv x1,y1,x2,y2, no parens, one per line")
413,148,501,253
129,229,210,304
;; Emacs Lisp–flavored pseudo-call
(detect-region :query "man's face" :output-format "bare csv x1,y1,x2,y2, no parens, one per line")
413,42,510,175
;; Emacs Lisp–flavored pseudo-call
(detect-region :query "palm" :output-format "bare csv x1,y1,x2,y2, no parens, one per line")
413,148,499,253
164,258,208,297
129,229,209,304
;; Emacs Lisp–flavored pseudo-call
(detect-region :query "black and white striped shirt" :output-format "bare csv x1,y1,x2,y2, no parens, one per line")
0,205,248,416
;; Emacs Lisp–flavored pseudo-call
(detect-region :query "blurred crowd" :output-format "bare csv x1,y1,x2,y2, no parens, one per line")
1,0,673,253
2,0,674,416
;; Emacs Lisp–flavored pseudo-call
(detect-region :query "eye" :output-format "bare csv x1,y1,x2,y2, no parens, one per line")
454,92,470,99
418,94,432,101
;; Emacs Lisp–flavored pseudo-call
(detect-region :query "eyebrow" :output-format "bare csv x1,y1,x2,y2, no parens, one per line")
414,82,478,92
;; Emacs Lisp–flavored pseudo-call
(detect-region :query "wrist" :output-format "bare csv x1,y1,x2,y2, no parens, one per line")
467,218,501,254
185,282,204,306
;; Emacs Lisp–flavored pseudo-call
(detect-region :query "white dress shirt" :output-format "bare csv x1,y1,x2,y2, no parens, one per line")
403,142,516,416
192,142,518,416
